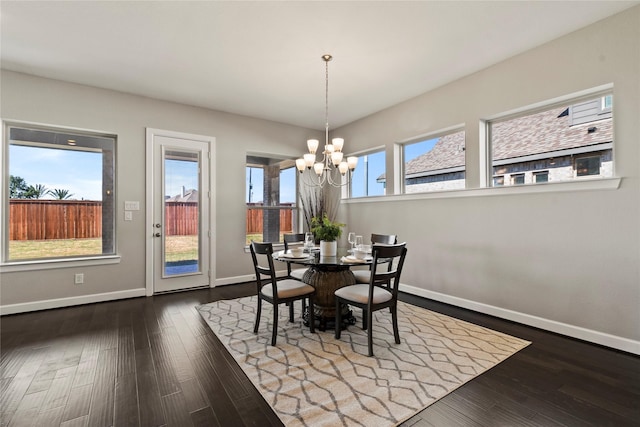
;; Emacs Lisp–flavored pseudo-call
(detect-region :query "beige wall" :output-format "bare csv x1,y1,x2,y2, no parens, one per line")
335,6,639,350
1,71,319,305
1,6,638,353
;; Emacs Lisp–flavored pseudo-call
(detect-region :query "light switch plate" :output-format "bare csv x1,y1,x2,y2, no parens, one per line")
124,211,133,221
124,201,140,211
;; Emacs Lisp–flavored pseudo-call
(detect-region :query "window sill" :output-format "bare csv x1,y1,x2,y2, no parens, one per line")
343,177,622,203
0,255,121,273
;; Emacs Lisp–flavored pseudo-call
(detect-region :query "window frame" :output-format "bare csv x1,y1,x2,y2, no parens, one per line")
347,147,387,199
485,86,614,189
245,155,299,247
2,121,118,268
397,126,466,195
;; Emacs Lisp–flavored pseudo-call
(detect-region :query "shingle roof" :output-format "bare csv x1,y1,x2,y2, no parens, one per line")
402,106,612,178
166,189,198,202
405,131,465,175
492,106,612,161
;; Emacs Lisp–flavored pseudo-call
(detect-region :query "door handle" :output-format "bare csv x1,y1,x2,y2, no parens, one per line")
154,232,161,237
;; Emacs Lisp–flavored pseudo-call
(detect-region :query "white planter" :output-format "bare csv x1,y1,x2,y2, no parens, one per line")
319,240,337,257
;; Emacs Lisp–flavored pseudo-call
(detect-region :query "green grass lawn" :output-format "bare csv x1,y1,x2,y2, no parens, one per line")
10,233,288,261
9,236,199,262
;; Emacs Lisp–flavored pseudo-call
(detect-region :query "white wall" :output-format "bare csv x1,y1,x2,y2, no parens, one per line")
1,71,319,307
336,7,639,352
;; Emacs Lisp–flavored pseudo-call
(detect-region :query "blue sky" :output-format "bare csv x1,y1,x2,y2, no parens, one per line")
10,145,201,201
10,145,103,200
165,159,199,198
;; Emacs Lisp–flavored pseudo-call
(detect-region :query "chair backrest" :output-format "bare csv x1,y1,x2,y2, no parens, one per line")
249,241,278,293
370,243,407,297
282,233,305,274
371,233,398,245
283,233,305,250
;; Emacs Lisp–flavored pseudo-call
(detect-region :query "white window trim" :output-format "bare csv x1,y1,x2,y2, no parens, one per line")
0,254,121,273
2,120,118,268
395,124,466,195
483,84,614,188
345,145,386,199
343,177,621,204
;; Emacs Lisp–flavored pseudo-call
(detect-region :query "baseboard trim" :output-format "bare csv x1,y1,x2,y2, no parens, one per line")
0,288,147,316
214,271,288,287
400,284,640,355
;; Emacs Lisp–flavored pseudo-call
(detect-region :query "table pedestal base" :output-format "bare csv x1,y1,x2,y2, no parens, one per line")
303,266,357,331
303,305,357,331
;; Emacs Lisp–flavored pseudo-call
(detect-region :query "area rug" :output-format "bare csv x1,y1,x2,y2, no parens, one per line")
197,296,530,427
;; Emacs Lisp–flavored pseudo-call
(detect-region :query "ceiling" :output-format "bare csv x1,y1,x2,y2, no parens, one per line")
1,1,637,130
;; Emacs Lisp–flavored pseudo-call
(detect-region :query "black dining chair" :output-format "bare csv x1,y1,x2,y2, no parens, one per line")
334,242,407,356
283,233,308,281
352,233,398,285
250,241,315,345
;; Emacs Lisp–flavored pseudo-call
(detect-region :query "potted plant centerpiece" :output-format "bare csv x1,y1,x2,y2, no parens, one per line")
310,213,344,257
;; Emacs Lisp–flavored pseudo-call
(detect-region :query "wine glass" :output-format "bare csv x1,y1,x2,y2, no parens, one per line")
347,232,356,252
305,232,314,251
355,235,363,250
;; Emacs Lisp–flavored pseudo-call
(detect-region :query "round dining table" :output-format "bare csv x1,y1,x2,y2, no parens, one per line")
274,248,372,330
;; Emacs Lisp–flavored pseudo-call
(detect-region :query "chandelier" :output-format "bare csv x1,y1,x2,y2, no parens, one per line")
296,54,357,187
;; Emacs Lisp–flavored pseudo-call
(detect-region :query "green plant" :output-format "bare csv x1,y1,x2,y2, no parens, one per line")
310,213,344,242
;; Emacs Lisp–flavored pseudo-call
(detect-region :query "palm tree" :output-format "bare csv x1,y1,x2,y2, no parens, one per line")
48,188,74,200
25,184,48,199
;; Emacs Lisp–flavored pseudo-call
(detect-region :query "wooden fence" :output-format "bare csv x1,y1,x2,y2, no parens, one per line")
164,202,199,235
246,203,294,234
9,200,102,241
10,200,295,240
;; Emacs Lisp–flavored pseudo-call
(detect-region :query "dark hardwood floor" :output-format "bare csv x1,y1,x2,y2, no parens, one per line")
1,283,638,427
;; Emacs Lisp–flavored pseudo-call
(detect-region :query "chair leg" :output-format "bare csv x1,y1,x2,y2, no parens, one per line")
391,305,400,344
308,296,315,333
254,297,262,334
289,301,294,322
367,308,374,357
334,298,342,339
271,304,279,346
362,309,368,330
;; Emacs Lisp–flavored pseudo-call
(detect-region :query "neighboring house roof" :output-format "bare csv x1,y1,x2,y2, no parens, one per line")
405,131,465,176
166,189,198,202
398,105,612,181
492,105,612,161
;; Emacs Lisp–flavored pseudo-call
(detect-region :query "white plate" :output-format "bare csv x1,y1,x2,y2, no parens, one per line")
280,253,311,259
341,255,371,263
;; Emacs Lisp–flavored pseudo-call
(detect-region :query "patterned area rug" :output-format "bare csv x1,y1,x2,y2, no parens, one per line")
197,296,530,427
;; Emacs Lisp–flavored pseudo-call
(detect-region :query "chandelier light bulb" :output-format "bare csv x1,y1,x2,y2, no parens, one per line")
332,138,344,152
313,162,324,176
296,158,306,172
331,151,343,166
338,161,349,175
347,156,358,170
304,153,316,167
307,139,319,154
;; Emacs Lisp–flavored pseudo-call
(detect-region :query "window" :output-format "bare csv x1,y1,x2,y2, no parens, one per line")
534,171,549,183
511,174,525,185
401,129,465,193
246,155,298,245
349,150,386,197
575,156,601,177
493,176,504,186
488,92,613,187
4,124,116,262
